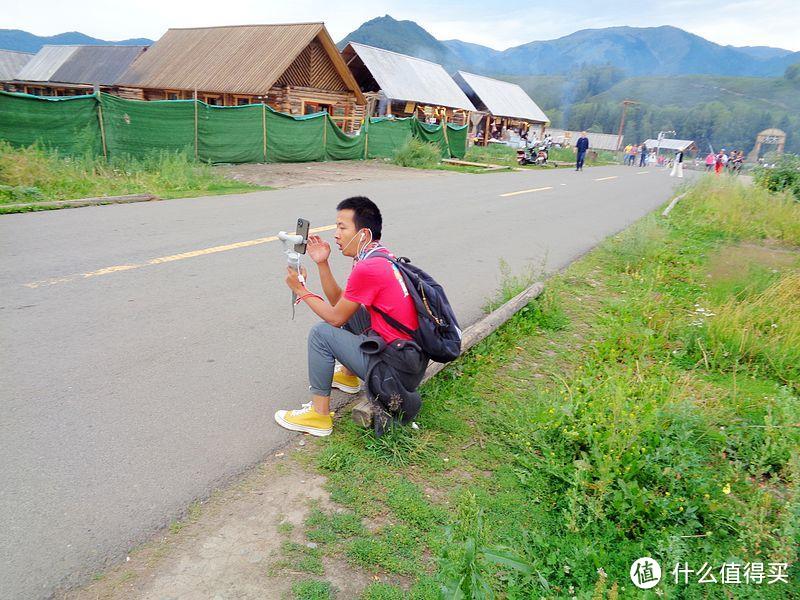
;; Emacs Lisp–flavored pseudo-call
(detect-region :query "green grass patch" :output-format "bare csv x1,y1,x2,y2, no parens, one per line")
269,541,325,576
0,141,264,213
305,508,368,544
291,578,334,600
300,174,799,596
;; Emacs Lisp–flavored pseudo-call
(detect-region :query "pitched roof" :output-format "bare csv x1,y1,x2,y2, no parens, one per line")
546,129,620,151
453,71,548,123
118,23,363,100
0,49,33,81
643,138,695,151
14,45,147,85
343,42,475,111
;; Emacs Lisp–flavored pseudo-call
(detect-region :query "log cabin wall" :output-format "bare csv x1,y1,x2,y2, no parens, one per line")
117,40,362,132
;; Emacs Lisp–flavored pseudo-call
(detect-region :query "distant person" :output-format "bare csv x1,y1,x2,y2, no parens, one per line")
670,149,684,178
715,150,726,174
623,143,633,165
732,150,744,173
575,131,590,171
630,144,639,166
639,143,648,167
705,152,715,171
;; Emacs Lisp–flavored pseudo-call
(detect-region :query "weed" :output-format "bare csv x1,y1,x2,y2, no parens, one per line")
292,578,334,600
393,139,442,169
305,509,367,544
270,541,324,576
0,141,261,212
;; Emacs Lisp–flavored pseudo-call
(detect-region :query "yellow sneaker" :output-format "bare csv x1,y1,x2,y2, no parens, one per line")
274,403,333,437
332,366,362,394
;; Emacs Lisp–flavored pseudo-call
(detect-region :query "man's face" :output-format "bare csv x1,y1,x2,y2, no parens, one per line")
334,209,360,257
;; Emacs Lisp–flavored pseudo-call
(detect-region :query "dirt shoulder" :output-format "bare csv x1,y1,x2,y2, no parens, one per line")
216,159,450,189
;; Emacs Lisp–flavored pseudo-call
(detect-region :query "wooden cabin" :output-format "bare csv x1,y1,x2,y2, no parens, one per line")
341,42,474,126
453,71,549,146
116,23,366,133
6,45,147,96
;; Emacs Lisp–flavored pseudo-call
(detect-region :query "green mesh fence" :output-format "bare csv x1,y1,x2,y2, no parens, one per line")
446,123,468,159
0,91,100,155
101,94,195,157
200,103,264,164
413,119,449,157
365,117,414,159
0,91,468,163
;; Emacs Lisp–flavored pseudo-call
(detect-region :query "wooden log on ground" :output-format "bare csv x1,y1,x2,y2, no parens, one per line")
2,194,158,211
351,281,545,427
441,158,510,171
661,192,687,216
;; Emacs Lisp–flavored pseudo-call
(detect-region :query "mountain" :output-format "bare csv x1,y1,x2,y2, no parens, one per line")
734,46,793,60
0,29,152,53
497,26,799,77
336,16,459,66
338,18,799,78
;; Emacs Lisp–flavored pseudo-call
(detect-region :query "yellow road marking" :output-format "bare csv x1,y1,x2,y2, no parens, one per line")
25,224,337,288
594,176,619,182
499,186,554,197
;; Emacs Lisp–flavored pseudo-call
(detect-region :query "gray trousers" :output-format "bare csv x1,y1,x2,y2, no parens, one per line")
308,307,371,396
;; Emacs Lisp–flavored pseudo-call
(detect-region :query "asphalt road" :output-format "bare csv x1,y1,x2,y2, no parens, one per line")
0,165,690,599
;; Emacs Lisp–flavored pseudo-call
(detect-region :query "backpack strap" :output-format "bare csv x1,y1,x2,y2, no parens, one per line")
362,253,417,337
372,305,416,337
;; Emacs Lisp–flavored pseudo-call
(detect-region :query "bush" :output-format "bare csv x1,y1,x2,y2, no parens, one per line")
393,138,441,169
753,153,800,201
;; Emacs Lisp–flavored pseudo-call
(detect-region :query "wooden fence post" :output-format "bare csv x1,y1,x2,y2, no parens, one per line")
322,113,328,158
441,112,450,157
363,118,369,160
193,89,198,161
261,102,267,163
96,94,108,159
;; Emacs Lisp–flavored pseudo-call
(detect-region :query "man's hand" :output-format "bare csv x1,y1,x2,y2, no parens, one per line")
307,235,331,264
285,265,308,295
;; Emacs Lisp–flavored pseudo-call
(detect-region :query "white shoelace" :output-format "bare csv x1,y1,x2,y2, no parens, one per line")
292,403,313,416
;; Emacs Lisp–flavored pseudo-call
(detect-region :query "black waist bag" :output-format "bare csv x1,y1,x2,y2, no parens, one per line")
368,254,462,364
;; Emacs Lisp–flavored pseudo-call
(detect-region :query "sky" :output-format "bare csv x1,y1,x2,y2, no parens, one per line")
3,0,799,51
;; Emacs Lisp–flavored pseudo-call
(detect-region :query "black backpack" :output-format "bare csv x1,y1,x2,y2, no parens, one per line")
368,254,462,363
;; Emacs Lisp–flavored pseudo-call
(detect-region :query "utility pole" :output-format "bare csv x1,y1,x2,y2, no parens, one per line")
615,99,638,151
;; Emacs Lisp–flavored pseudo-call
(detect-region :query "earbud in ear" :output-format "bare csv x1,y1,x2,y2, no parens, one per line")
360,232,365,241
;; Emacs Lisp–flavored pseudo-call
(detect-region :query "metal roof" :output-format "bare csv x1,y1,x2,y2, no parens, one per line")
454,71,548,123
118,23,364,100
643,138,695,151
0,49,33,81
547,129,620,151
343,42,475,111
14,45,146,85
15,46,78,81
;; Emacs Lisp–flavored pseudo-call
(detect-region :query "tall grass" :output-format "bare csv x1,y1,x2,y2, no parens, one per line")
0,141,258,208
676,175,800,245
392,138,442,169
683,273,800,387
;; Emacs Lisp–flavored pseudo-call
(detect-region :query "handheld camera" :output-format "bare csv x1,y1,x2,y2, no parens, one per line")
278,218,310,315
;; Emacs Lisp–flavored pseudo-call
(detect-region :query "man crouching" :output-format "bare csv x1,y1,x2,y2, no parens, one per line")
275,196,426,436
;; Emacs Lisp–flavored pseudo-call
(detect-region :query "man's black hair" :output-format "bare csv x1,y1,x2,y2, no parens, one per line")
337,196,382,240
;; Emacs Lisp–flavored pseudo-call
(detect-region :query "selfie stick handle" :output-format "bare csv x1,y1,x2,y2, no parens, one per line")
278,231,306,317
